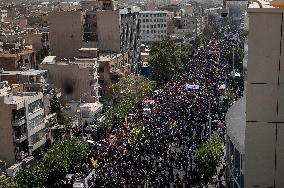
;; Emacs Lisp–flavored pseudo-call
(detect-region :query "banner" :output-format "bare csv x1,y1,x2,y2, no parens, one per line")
185,84,200,90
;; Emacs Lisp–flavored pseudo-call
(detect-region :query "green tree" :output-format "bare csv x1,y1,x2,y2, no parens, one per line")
112,74,156,104
240,28,248,43
13,165,46,188
149,37,187,84
225,47,244,73
0,177,18,188
42,137,88,186
194,136,223,184
49,90,72,130
179,43,193,63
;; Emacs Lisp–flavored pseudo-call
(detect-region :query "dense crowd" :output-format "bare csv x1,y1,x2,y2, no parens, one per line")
84,24,244,188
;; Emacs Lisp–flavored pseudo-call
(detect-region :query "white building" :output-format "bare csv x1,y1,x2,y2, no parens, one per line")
138,11,168,43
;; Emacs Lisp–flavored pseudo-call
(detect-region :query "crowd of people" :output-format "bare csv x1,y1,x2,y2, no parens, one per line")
83,23,244,188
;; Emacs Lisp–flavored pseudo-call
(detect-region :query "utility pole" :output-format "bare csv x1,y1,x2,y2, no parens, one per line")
208,98,212,141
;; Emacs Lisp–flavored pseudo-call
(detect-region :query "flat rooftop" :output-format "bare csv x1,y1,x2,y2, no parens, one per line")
0,69,47,76
248,0,284,12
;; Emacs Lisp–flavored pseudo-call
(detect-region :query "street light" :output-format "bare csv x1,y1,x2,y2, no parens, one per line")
79,91,91,140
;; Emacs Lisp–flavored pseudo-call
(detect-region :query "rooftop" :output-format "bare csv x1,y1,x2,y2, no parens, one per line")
248,0,284,11
226,96,246,154
140,11,168,14
42,56,56,64
0,69,48,76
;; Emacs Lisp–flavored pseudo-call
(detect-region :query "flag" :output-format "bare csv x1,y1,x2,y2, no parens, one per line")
91,158,98,167
125,115,128,126
121,177,126,188
172,120,177,128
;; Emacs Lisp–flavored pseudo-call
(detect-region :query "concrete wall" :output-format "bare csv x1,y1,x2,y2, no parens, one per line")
96,10,120,52
0,99,16,167
245,5,284,187
40,63,96,104
48,11,83,59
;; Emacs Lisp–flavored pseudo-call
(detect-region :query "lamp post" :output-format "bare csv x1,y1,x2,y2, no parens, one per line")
79,92,91,140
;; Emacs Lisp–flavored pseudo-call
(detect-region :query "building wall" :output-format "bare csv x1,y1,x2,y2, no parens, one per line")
0,50,36,71
245,4,284,187
0,99,16,167
48,11,83,59
40,63,98,104
98,53,128,103
96,10,120,52
138,11,168,43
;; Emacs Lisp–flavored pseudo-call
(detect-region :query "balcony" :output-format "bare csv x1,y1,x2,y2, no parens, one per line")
30,136,46,151
12,117,26,127
16,151,29,160
14,134,27,143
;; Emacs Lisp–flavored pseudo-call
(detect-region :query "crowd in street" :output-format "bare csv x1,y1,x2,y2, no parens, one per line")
83,23,244,188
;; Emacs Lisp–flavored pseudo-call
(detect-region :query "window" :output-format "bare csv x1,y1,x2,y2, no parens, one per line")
28,100,43,114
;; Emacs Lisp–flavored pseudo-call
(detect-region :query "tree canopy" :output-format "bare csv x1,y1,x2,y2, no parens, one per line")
10,137,88,188
149,37,192,84
95,75,156,139
194,136,223,184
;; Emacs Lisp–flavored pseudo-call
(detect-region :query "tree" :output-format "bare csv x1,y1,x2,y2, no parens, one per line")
13,165,46,188
49,90,72,130
42,137,89,186
179,43,193,63
149,37,189,84
240,29,248,43
0,177,18,188
225,47,244,73
112,74,156,104
194,136,223,185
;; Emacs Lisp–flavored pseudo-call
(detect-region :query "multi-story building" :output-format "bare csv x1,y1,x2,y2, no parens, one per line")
138,11,168,43
48,5,141,72
0,69,48,93
40,54,100,104
97,52,129,104
0,90,48,169
0,43,37,71
225,0,284,187
48,10,83,59
81,0,118,11
83,6,141,72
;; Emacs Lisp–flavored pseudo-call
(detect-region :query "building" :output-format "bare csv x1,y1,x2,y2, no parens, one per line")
48,10,83,59
81,0,118,11
0,69,49,93
48,6,141,72
138,11,168,43
40,56,100,105
0,43,37,71
225,0,284,187
97,52,129,103
84,7,141,72
0,90,48,168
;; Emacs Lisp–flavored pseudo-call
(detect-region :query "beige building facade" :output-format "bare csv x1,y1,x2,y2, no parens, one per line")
48,10,83,59
40,56,100,104
0,91,48,168
244,1,284,187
